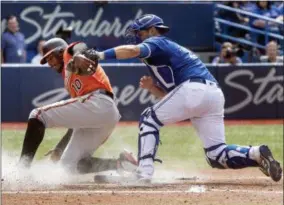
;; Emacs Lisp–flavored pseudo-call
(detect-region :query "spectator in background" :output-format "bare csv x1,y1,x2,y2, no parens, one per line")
240,1,257,12
250,1,280,45
212,42,243,65
1,15,26,63
275,3,283,34
251,1,279,26
31,39,46,65
260,41,283,63
217,1,249,38
247,47,262,63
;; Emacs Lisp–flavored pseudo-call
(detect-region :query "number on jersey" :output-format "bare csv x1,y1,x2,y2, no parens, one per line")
71,79,83,93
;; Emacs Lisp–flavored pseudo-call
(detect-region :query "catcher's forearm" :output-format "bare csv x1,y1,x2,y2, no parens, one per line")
114,45,140,59
148,86,167,99
54,128,73,151
98,45,140,60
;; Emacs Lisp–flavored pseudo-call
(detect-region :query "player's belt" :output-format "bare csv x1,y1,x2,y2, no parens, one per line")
188,78,220,88
98,89,114,99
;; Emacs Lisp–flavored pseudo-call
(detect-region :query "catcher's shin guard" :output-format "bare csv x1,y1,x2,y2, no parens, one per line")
19,118,45,168
205,143,259,169
138,108,163,167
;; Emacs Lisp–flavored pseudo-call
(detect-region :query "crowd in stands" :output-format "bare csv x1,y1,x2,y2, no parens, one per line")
214,1,283,64
1,1,283,65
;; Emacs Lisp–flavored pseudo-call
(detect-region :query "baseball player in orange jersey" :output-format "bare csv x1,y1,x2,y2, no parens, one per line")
18,38,137,174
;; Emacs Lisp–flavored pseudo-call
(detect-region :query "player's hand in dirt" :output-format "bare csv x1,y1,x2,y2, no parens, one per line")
44,148,63,163
140,76,154,90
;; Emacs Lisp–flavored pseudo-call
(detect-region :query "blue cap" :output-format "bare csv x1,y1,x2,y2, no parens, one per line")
124,14,169,44
131,14,170,32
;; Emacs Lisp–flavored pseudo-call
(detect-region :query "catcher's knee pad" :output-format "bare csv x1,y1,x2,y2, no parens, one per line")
138,107,163,163
205,143,258,169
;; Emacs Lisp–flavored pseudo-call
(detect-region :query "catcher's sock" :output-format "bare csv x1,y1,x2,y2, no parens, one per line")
19,118,45,168
249,146,261,164
77,157,117,174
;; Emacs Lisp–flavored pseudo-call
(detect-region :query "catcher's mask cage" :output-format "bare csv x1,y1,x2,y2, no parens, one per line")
124,14,170,44
40,38,68,65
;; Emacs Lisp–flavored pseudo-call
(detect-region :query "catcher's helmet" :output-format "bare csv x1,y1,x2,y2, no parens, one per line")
132,14,169,32
125,14,170,44
40,38,68,65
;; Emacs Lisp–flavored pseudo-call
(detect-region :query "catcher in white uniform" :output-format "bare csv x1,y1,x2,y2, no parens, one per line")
77,14,282,183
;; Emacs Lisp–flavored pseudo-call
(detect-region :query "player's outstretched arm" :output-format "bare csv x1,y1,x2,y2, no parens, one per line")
97,42,153,61
44,129,73,162
97,45,141,60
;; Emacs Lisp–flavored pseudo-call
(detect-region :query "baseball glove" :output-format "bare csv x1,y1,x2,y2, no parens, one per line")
67,50,99,76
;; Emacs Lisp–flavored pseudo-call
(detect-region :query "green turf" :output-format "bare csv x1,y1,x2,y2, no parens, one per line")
2,124,283,170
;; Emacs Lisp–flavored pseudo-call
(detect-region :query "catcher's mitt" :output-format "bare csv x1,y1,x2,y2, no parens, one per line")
67,51,99,76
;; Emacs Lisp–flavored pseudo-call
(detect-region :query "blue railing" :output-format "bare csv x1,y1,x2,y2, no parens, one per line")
215,4,284,50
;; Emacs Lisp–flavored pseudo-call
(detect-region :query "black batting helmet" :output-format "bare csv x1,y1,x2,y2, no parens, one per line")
40,38,68,65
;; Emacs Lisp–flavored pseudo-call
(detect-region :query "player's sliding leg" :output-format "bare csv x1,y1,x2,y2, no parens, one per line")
19,118,45,168
77,151,138,174
18,93,121,172
59,128,137,174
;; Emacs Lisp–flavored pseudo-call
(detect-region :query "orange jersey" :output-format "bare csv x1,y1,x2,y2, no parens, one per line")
62,42,113,98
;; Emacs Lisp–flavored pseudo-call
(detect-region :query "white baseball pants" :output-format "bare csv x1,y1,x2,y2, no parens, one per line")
29,90,120,170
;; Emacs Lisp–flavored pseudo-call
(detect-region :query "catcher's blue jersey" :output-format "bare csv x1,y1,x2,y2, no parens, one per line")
139,36,216,92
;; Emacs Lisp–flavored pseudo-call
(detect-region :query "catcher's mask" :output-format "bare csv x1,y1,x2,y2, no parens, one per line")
40,38,68,65
124,14,170,44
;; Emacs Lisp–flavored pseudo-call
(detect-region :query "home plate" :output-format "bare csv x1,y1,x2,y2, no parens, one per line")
94,174,198,185
188,185,207,193
94,175,131,184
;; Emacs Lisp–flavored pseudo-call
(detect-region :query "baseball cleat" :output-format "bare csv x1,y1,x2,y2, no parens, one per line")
117,150,138,175
259,145,282,182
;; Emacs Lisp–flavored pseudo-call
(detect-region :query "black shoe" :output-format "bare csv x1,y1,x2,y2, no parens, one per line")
259,145,282,182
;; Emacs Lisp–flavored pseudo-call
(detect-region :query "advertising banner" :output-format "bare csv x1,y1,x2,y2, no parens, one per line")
1,64,283,122
1,2,214,50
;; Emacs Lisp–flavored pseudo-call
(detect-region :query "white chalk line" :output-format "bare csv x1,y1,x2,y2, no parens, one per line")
2,189,283,195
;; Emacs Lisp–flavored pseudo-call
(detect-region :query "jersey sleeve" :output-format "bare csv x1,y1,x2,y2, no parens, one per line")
137,38,160,59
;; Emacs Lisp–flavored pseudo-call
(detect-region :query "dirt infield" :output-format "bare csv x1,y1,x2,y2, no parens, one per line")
2,169,283,205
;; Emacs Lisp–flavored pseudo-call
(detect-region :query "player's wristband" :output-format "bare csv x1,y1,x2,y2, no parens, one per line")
102,48,116,60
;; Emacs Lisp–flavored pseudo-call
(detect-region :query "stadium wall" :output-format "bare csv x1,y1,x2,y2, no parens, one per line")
2,64,283,122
